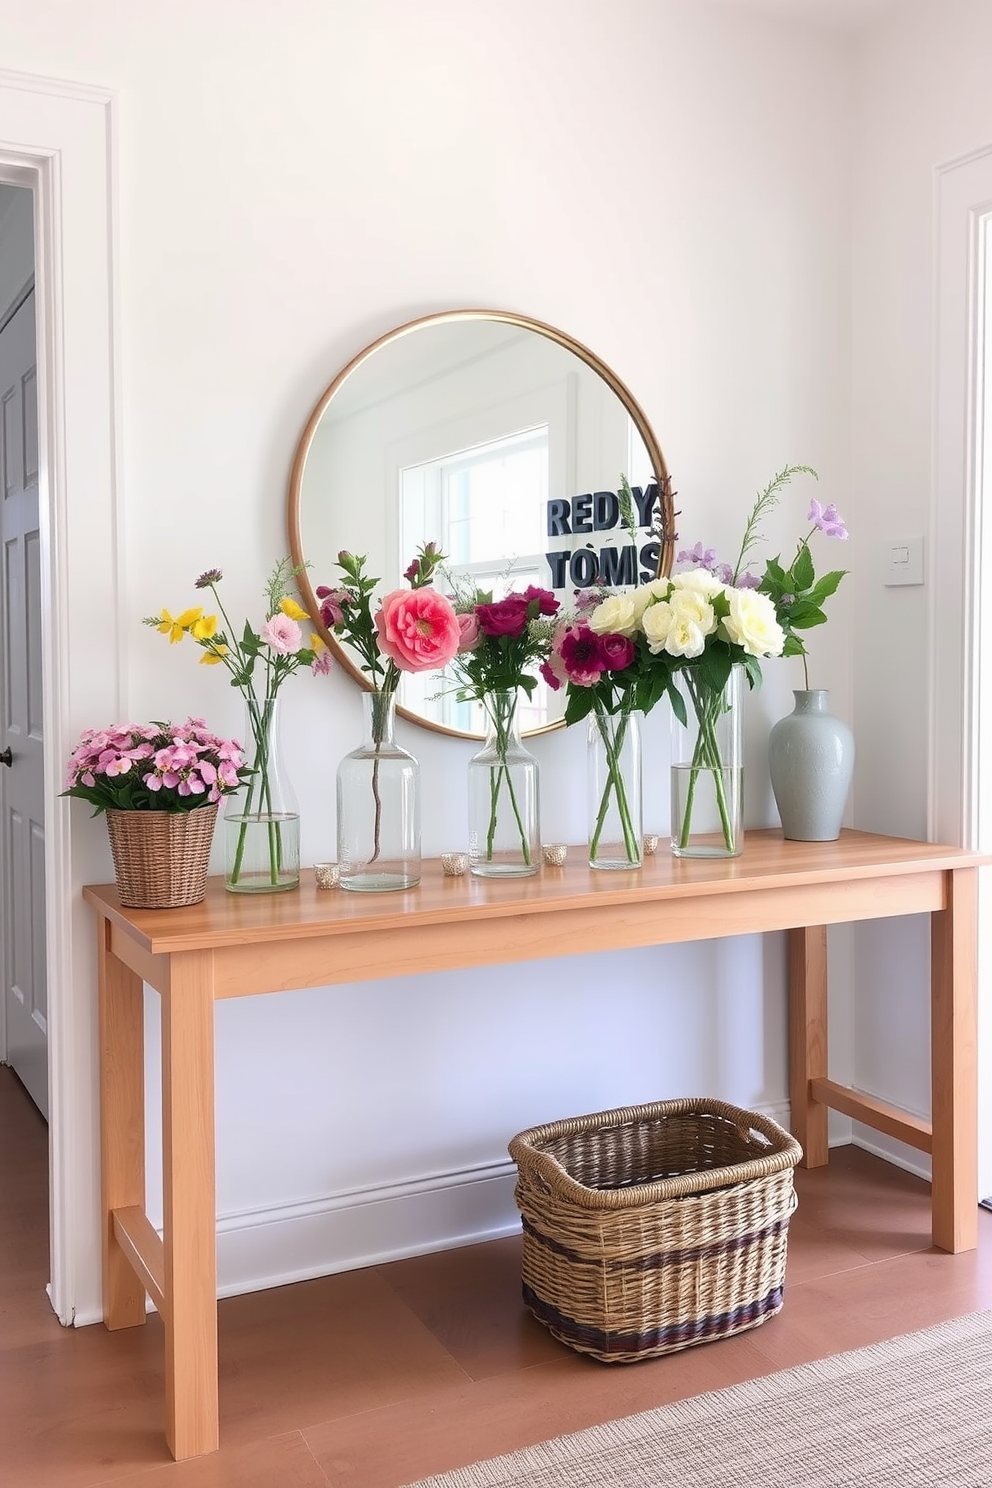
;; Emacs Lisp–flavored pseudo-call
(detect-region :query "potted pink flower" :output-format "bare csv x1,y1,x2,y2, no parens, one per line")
63,718,251,907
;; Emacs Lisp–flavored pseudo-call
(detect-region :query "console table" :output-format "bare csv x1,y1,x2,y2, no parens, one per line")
84,828,982,1461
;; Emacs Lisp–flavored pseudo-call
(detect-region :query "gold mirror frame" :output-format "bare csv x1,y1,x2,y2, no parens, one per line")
288,308,675,739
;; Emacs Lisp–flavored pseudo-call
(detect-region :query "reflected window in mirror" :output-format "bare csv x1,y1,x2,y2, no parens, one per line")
399,423,552,733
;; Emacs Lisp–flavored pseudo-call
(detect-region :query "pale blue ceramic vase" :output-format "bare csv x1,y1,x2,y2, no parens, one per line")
768,689,854,841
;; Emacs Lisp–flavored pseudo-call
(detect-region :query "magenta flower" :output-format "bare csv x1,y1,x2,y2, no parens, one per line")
598,633,636,672
311,649,332,676
316,587,349,628
522,585,560,617
476,595,530,638
539,660,562,691
559,624,608,687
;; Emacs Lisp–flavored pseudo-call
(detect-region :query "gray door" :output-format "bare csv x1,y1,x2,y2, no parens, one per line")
0,287,47,1118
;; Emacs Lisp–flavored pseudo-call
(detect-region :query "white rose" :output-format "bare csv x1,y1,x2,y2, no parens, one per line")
588,593,638,637
722,588,785,657
641,589,716,659
630,578,672,623
671,567,726,599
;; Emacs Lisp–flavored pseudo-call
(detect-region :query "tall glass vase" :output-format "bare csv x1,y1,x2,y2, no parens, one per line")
224,695,301,892
670,666,743,858
588,700,643,870
468,689,540,877
337,690,420,892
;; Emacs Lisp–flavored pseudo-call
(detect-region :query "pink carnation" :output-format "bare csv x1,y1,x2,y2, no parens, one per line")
374,586,461,673
260,614,303,655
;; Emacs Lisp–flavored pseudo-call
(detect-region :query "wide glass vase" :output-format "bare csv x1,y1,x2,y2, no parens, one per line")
337,690,420,892
468,689,540,877
588,701,643,870
225,695,301,893
670,666,744,858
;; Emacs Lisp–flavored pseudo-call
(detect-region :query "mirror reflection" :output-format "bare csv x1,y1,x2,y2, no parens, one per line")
289,311,672,737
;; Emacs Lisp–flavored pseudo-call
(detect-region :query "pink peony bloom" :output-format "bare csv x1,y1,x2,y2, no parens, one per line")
456,611,481,652
374,586,461,673
559,624,607,687
261,614,303,655
476,595,530,638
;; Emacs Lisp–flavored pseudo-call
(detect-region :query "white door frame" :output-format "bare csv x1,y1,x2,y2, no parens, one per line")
931,143,992,1201
0,69,122,1324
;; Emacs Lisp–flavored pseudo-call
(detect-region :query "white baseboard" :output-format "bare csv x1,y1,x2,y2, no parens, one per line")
72,1097,802,1325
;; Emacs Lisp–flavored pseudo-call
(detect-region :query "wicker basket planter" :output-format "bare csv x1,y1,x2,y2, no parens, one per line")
508,1097,802,1363
105,805,218,908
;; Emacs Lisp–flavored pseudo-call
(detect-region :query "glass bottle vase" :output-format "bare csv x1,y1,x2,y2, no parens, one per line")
337,690,420,891
224,695,301,893
670,666,744,858
588,701,643,869
468,689,540,877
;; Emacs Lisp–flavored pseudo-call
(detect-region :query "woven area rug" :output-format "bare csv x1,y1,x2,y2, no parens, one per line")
404,1310,992,1488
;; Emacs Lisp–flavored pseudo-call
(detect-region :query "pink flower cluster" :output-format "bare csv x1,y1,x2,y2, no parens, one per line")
64,718,247,811
542,622,635,691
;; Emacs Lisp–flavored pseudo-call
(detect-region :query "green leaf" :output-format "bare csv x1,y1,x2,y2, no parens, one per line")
791,543,815,590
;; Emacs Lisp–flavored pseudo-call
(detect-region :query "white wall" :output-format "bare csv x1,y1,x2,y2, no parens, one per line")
0,0,859,1320
849,0,992,1169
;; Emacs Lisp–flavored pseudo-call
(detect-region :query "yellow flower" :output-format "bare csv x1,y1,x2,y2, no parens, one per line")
191,613,218,640
156,606,203,643
279,597,309,621
310,632,326,652
200,644,228,665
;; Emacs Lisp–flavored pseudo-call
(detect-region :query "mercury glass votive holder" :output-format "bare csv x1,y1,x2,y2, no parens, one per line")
542,843,568,867
441,852,469,877
314,862,340,890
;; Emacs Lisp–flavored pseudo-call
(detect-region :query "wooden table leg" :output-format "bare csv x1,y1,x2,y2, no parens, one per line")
98,920,147,1330
162,950,219,1459
930,867,978,1253
788,925,829,1167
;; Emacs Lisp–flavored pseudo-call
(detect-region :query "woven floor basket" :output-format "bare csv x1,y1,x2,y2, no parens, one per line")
508,1097,803,1363
105,805,218,908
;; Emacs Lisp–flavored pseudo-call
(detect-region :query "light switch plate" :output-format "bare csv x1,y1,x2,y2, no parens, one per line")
884,536,924,586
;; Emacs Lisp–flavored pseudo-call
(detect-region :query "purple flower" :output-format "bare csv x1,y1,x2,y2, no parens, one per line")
677,542,719,570
808,500,849,540
736,570,761,589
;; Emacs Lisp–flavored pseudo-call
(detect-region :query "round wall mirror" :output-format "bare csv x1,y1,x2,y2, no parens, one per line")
288,309,674,738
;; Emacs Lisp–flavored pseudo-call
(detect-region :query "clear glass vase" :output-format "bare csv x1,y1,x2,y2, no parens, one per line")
670,666,744,858
468,689,540,877
225,695,301,892
337,690,420,892
588,701,643,870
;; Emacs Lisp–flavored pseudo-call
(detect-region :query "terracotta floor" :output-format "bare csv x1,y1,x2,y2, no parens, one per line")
2,1065,991,1488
